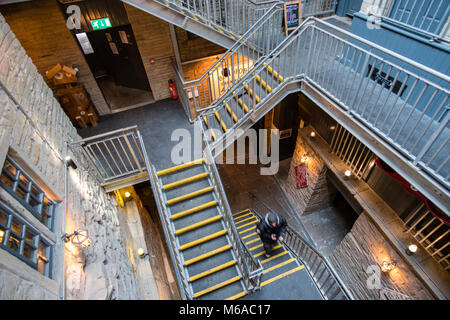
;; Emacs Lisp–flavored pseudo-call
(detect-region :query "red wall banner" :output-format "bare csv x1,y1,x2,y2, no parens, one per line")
295,163,308,189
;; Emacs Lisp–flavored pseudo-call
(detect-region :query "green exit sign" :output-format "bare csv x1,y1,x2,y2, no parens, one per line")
91,18,111,30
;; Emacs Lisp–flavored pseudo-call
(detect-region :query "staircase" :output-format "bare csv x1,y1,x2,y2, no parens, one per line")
154,158,246,299
181,16,450,215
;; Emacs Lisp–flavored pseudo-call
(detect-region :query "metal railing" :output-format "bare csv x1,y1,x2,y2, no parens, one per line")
178,3,285,118
364,0,450,42
249,192,352,300
71,126,148,190
198,16,450,196
403,203,450,272
202,125,264,294
163,0,280,36
302,0,338,18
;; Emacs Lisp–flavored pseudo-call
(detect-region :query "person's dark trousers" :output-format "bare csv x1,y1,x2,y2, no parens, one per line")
263,241,274,255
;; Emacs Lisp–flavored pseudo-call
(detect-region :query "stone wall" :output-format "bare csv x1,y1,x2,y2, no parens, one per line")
0,13,140,300
329,213,435,300
0,0,109,115
277,128,337,215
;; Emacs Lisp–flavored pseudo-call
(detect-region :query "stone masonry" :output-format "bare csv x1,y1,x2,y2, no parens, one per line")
0,13,140,300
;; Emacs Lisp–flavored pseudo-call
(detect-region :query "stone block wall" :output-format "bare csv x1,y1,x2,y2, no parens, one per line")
0,13,140,300
277,128,337,215
0,0,110,115
329,213,435,300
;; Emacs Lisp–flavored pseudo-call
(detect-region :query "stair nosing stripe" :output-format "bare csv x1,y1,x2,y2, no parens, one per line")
157,158,204,176
261,250,289,264
175,215,222,235
184,244,231,266
193,275,241,298
263,258,296,274
236,219,258,229
189,260,236,283
180,230,227,251
235,216,255,225
225,291,247,300
233,212,253,220
171,200,217,220
253,244,283,258
162,172,208,190
167,186,213,205
260,265,305,288
232,209,251,217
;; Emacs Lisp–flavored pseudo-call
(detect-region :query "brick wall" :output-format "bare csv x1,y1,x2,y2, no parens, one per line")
125,4,176,101
0,13,140,300
0,0,110,115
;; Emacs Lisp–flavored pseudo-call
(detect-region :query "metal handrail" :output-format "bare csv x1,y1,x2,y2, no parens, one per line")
364,0,450,43
200,15,450,196
136,131,193,300
249,192,353,300
201,122,264,294
178,3,285,115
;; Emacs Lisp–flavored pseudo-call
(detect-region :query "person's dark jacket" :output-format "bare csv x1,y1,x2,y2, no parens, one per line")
256,213,287,244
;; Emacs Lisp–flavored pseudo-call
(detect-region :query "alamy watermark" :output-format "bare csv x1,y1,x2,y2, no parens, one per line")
170,122,279,175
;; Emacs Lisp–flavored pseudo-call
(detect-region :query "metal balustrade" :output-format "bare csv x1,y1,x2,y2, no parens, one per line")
179,3,285,119
249,192,352,300
403,203,450,272
71,126,149,191
201,125,264,294
189,17,449,207
364,0,450,42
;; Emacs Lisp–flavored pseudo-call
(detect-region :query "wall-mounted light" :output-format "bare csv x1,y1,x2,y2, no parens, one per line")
344,170,352,178
300,154,308,164
406,244,418,256
380,260,396,273
329,126,336,130
310,131,316,138
124,191,131,199
65,156,77,170
137,248,148,259
64,229,91,248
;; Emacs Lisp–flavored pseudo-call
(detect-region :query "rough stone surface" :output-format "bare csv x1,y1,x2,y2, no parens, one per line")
0,13,140,300
329,213,435,300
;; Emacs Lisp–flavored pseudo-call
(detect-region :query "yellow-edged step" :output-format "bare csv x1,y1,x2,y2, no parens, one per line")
203,116,217,142
162,172,208,190
260,265,305,288
189,260,236,283
236,219,258,229
184,244,231,266
194,276,241,298
213,109,227,132
175,215,222,235
179,230,227,251
171,200,217,220
167,186,213,205
157,158,204,176
232,209,251,217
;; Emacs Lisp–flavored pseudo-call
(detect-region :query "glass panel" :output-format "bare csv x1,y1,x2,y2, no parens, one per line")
30,184,42,199
23,242,36,260
2,160,17,177
0,226,5,244
0,207,8,226
7,234,20,252
37,257,46,275
16,183,28,200
0,172,15,189
37,241,48,275
10,218,23,235
25,228,37,243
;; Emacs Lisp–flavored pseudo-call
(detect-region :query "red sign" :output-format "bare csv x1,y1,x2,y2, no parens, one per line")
295,163,308,189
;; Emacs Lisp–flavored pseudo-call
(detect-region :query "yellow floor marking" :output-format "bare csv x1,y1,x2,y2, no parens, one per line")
263,258,296,274
238,225,256,234
171,200,217,220
157,158,204,176
245,238,260,246
261,251,289,264
233,209,250,216
242,232,258,240
189,260,236,282
253,244,283,258
194,275,241,298
235,216,255,225
234,212,253,220
225,291,246,300
184,244,231,266
175,215,221,235
166,186,212,205
180,230,227,251
236,219,258,229
162,172,208,190
260,265,305,287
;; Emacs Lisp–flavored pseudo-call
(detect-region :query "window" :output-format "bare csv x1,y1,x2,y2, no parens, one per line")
0,157,55,230
0,201,52,277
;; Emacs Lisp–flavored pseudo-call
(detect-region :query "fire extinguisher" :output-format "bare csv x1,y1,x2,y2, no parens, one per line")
168,79,178,100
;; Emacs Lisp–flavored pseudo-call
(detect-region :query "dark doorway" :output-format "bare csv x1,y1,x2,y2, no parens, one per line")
60,0,154,112
85,25,150,91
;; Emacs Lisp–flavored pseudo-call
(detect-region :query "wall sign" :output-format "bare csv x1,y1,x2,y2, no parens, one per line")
295,163,308,189
91,17,111,30
284,1,302,36
75,32,94,55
